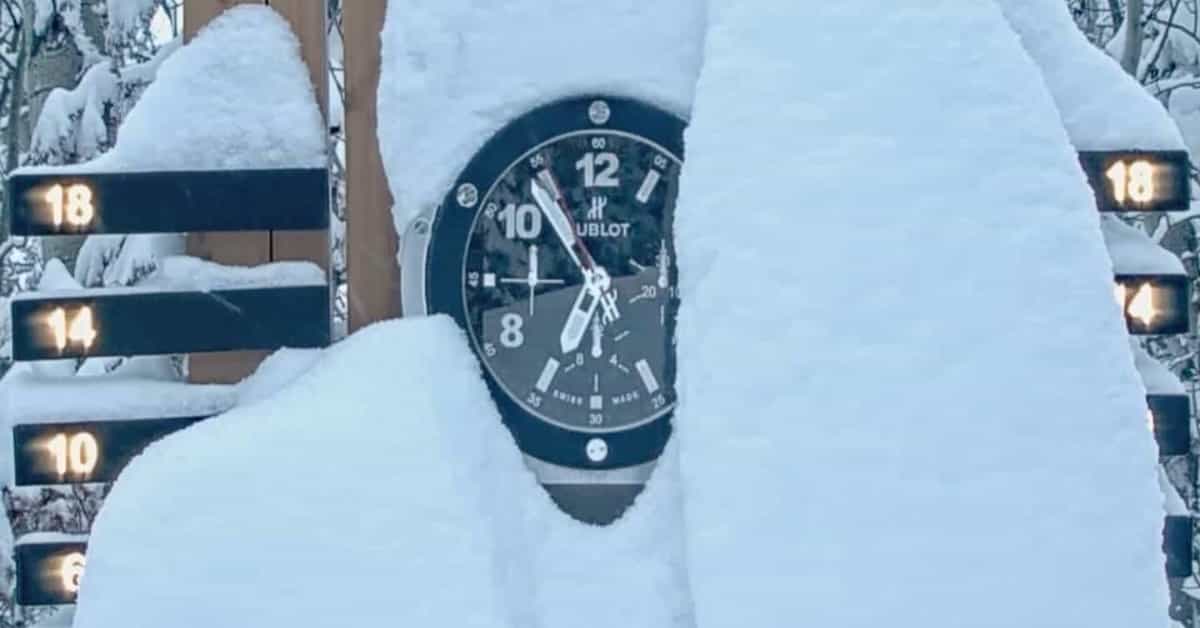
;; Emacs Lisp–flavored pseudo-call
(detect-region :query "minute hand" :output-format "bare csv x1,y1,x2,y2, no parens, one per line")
530,177,587,271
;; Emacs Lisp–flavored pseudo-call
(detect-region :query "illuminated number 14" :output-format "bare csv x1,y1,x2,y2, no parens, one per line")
1105,160,1154,204
46,432,99,477
46,307,98,352
45,184,95,228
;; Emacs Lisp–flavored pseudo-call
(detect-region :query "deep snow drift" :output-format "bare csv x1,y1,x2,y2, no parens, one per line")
675,2,1164,627
73,319,527,628
71,319,694,628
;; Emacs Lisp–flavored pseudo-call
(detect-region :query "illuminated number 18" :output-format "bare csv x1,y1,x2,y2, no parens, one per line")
46,432,100,477
1105,160,1155,204
46,307,98,352
45,184,95,228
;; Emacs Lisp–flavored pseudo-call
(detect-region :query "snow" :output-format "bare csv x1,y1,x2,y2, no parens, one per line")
1132,340,1187,395
376,0,706,234
1161,467,1191,516
14,257,325,299
15,532,90,547
72,317,693,628
1101,217,1187,275
74,234,185,288
106,0,158,35
676,2,1164,628
1,364,235,426
19,5,325,175
235,348,323,406
997,0,1186,150
73,319,523,628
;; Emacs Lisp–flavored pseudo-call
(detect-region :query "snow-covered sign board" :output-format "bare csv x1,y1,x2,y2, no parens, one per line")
1078,150,1191,213
1149,394,1191,457
10,284,330,361
1166,516,1195,578
12,416,210,486
6,169,329,236
15,536,88,607
1113,274,1190,335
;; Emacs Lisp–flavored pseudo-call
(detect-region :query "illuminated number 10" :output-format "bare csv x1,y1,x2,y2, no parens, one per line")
1105,160,1155,204
44,183,95,228
59,552,85,594
46,307,98,352
46,432,100,477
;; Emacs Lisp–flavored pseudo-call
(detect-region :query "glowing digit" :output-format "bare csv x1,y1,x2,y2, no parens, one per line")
1128,160,1154,203
46,308,67,351
59,552,85,594
69,433,99,476
45,432,100,477
46,433,68,476
43,183,94,228
1105,160,1155,205
45,184,64,226
45,307,97,353
68,306,97,350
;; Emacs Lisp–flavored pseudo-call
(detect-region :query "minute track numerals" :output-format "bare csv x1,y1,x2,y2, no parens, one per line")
463,131,679,435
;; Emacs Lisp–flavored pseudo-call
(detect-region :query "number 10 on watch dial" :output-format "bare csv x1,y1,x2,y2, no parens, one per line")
422,96,684,471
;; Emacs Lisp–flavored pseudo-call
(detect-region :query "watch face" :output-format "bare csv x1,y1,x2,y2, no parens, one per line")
425,96,684,469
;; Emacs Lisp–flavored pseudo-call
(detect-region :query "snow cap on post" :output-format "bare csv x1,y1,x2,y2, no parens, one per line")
19,4,325,176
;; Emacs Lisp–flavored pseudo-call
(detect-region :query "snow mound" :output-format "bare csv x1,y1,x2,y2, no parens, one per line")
19,5,324,175
1132,340,1186,395
998,0,1185,150
1101,217,1186,275
72,316,694,628
73,318,527,628
676,3,1164,628
377,0,706,233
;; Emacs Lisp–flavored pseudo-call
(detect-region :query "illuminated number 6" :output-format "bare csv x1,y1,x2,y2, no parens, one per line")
45,184,95,228
1105,160,1155,204
59,552,86,594
46,432,100,477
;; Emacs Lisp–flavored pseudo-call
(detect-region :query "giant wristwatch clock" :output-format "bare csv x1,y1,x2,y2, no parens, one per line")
401,95,684,524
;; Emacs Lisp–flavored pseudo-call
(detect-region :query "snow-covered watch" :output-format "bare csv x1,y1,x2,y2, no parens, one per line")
400,95,684,524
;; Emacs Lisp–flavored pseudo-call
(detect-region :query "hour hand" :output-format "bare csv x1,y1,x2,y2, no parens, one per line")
560,268,610,353
561,283,600,353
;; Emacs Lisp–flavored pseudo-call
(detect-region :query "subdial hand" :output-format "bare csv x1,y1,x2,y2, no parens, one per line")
527,244,539,316
560,267,611,354
591,316,604,359
657,239,670,290
499,243,565,317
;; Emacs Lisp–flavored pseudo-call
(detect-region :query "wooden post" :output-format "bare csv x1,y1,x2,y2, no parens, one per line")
345,0,401,331
185,0,329,383
267,0,330,270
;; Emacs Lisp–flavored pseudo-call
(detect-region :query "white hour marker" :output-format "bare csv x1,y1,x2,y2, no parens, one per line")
590,395,604,410
483,273,496,288
635,359,660,394
535,358,561,393
636,170,662,204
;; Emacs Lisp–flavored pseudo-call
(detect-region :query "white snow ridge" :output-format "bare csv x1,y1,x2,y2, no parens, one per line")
675,2,1164,628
